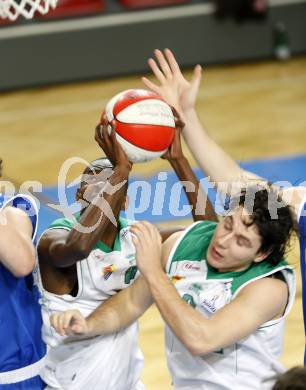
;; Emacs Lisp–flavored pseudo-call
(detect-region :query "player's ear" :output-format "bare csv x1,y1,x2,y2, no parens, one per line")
254,249,272,263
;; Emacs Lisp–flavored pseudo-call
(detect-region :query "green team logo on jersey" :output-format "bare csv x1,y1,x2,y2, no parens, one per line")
189,283,203,295
126,254,135,265
182,294,196,308
213,348,224,355
124,266,138,284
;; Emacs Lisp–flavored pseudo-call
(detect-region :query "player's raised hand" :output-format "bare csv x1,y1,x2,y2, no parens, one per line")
142,49,202,118
130,221,162,279
95,114,132,170
50,310,90,337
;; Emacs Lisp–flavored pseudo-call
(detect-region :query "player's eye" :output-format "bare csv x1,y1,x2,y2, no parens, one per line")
237,237,249,247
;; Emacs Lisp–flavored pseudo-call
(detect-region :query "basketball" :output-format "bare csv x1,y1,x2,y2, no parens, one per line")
104,89,176,163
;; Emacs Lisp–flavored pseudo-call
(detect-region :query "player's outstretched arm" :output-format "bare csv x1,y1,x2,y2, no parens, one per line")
162,110,217,222
50,275,153,337
0,206,35,277
143,49,262,191
38,121,132,268
143,50,306,215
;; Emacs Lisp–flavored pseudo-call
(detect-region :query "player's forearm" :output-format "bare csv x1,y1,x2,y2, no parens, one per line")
86,277,153,336
85,300,131,337
170,157,217,222
181,109,247,186
50,165,130,267
146,270,213,356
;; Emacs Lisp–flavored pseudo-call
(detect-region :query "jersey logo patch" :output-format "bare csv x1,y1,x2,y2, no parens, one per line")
200,294,219,313
171,275,185,284
183,262,201,271
182,294,196,308
102,264,117,280
213,348,224,355
189,283,203,294
124,266,138,284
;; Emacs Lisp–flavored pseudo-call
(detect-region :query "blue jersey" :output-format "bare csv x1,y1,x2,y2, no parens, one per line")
0,195,46,389
299,197,306,365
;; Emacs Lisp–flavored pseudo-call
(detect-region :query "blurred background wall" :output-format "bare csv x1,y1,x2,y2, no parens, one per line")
1,0,306,90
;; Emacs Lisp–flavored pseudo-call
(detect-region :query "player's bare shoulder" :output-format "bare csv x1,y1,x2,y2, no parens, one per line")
236,275,289,320
0,206,33,235
161,230,184,268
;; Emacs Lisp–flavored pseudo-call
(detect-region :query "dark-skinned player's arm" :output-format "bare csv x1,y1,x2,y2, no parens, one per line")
158,110,218,242
38,119,132,268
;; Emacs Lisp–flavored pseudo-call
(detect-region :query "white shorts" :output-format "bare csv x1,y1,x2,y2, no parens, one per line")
41,324,144,390
45,380,146,390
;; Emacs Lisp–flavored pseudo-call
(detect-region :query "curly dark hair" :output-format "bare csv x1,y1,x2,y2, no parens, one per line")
272,366,306,389
229,185,297,265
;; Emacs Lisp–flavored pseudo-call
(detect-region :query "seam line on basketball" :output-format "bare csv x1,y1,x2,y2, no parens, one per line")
115,119,174,128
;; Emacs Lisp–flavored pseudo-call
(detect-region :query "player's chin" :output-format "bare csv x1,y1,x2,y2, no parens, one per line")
206,244,215,265
206,245,223,269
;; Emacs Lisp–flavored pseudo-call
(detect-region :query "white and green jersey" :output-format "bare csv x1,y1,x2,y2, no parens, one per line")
165,221,296,390
35,216,144,390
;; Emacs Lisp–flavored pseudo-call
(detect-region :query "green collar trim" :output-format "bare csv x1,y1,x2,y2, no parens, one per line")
49,214,130,253
94,217,128,253
206,258,289,279
206,261,253,279
206,258,291,295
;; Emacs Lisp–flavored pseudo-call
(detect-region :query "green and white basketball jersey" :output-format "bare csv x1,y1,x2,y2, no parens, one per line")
47,216,139,297
165,221,296,390
35,216,144,390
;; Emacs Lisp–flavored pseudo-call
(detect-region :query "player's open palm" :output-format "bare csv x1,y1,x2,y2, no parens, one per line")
130,221,162,279
142,49,202,118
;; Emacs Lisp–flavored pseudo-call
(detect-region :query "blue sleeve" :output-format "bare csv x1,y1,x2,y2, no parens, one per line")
298,198,306,366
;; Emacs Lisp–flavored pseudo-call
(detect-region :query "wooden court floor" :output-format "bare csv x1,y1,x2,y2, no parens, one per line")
1,56,306,389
